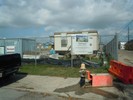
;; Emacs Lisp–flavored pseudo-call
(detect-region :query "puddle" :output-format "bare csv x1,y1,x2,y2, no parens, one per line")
54,84,118,99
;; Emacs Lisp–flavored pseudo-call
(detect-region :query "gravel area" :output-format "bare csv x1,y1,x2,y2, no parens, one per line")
118,50,133,66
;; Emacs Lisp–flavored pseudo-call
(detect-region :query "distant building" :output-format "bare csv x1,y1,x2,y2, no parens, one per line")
0,38,36,57
54,30,99,54
118,41,126,50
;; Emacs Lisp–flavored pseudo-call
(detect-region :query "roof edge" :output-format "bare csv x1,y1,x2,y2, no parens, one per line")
54,30,98,35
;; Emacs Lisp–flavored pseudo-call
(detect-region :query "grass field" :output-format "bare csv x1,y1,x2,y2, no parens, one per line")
19,64,109,78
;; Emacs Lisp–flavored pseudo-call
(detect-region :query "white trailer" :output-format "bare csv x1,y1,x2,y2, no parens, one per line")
54,30,99,54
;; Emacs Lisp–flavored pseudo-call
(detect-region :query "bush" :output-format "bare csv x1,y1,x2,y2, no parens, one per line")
125,40,133,50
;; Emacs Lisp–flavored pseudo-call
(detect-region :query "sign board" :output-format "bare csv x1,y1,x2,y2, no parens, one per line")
71,34,93,55
6,46,15,54
0,47,4,55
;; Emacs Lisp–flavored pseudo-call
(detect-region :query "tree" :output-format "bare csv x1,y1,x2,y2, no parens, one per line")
125,40,133,50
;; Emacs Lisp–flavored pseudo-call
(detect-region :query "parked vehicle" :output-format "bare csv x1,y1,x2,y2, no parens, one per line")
0,53,21,78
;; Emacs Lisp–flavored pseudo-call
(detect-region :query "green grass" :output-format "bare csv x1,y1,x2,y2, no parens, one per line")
19,64,109,78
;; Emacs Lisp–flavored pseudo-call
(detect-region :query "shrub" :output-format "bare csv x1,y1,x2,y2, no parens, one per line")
125,40,133,50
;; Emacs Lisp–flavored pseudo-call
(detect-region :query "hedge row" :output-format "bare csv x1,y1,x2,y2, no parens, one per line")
125,40,133,50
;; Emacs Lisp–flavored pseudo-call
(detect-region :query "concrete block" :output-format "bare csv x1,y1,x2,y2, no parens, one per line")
90,73,113,87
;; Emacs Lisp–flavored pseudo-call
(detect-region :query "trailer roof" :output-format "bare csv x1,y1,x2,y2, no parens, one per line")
54,30,98,35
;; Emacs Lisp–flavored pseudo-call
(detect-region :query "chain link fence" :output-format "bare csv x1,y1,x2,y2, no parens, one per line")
21,33,123,67
21,37,54,65
21,33,121,66
118,20,133,42
1,30,132,66
102,20,133,61
22,34,100,67
103,34,118,60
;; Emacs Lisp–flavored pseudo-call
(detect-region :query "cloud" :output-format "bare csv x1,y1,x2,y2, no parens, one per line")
0,0,133,35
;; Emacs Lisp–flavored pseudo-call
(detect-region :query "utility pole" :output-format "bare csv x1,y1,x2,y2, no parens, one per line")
128,26,129,42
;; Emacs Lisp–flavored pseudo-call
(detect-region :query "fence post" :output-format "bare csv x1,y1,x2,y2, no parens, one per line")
35,39,37,67
71,36,73,67
115,33,118,61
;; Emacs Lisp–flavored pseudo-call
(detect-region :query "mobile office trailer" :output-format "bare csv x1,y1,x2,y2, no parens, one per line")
54,30,99,54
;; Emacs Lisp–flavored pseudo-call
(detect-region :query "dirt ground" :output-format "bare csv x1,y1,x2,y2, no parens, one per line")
118,50,133,66
1,74,133,100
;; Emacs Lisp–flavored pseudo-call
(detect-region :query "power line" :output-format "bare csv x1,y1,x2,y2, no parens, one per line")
118,20,133,34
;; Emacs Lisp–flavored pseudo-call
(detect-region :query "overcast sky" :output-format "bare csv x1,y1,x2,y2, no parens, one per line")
0,0,133,38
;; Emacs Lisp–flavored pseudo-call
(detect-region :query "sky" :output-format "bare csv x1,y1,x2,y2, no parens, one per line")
0,0,133,38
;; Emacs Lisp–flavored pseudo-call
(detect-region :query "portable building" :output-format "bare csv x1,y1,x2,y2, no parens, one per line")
54,30,99,54
0,38,36,57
